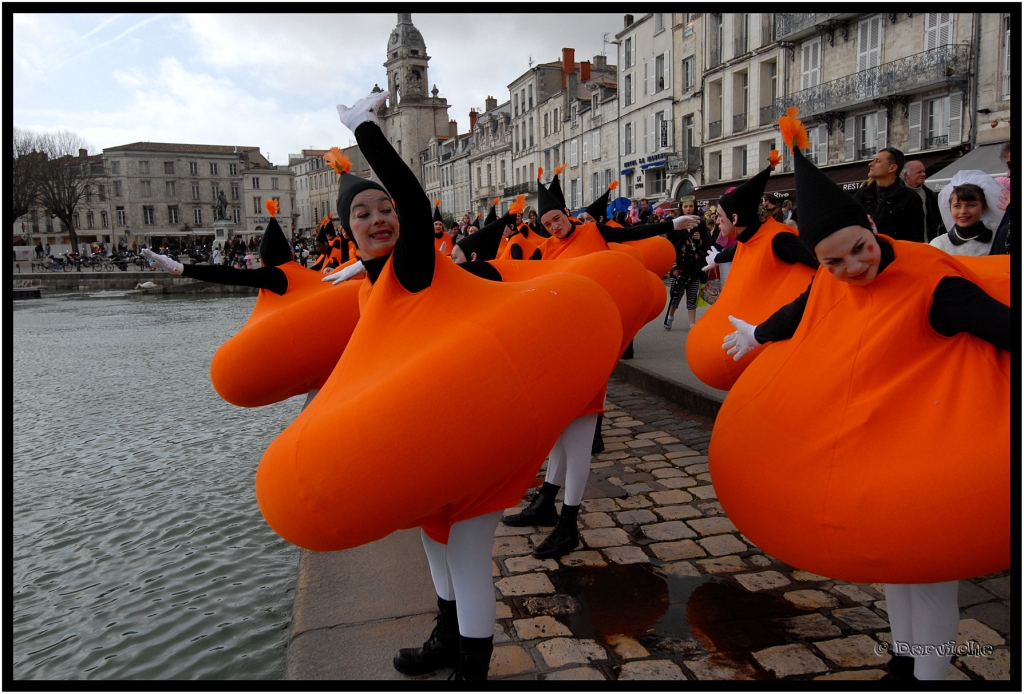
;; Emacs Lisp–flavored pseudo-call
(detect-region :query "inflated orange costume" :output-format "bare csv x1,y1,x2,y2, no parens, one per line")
708,239,1010,584
209,262,362,407
686,217,816,390
255,248,623,551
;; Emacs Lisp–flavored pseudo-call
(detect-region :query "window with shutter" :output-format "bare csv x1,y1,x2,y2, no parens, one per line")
582,138,588,163
666,50,671,92
644,61,648,96
801,38,821,89
594,130,601,159
907,101,923,152
857,16,883,72
844,116,856,161
572,139,578,166
947,92,962,145
876,109,887,151
925,13,952,50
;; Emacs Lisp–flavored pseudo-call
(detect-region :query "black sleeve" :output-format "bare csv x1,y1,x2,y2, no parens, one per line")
310,254,325,272
716,243,737,264
181,264,288,295
771,232,819,268
510,243,523,260
753,278,814,344
353,121,434,293
929,276,1011,351
597,220,674,243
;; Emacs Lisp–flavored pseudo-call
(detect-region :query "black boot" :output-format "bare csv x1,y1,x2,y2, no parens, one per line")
502,482,560,527
393,597,460,676
532,504,580,559
880,654,917,681
449,636,493,681
591,414,605,455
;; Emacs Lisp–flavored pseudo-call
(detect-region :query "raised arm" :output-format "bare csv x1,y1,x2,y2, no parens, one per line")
141,248,288,294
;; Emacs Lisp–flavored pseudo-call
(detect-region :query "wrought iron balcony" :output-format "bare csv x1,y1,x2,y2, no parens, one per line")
775,13,841,41
924,134,949,149
759,105,775,126
502,181,537,198
761,22,774,46
734,35,748,57
774,45,971,119
732,113,748,133
708,120,722,139
708,48,722,68
666,147,703,174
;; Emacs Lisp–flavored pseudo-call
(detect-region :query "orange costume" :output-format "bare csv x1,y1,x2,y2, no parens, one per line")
686,217,816,390
255,249,622,550
209,262,362,408
708,239,1010,584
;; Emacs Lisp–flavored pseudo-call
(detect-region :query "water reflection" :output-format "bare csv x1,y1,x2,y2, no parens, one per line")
13,293,302,680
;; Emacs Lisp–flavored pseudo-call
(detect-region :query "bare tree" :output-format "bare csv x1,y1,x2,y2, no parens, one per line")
12,127,44,237
35,130,97,254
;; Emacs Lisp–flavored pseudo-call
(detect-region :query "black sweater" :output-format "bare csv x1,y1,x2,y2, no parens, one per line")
754,238,1011,351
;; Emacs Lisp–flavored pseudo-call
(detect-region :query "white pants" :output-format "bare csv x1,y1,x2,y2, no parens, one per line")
884,581,960,680
420,510,502,639
542,413,599,507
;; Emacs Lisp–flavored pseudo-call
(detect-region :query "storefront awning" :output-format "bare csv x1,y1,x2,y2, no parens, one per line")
694,149,958,206
926,141,1008,191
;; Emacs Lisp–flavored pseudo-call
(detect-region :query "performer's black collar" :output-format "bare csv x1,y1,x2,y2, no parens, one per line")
363,253,389,284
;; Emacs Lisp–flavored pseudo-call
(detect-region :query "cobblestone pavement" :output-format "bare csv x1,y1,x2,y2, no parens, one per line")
476,379,1011,681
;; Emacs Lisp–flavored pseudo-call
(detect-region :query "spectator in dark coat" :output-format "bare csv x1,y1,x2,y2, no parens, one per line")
853,147,925,242
902,160,944,242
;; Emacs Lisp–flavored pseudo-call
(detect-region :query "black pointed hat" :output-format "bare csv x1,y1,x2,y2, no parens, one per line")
484,196,499,226
778,109,870,251
585,180,619,222
258,201,293,267
537,167,566,217
456,210,512,262
717,154,779,230
432,198,443,224
548,165,567,208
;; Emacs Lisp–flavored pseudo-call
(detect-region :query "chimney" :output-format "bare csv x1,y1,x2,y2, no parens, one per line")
624,14,633,29
469,109,478,130
593,54,607,72
580,60,591,82
449,120,458,138
485,95,497,112
561,47,575,88
78,148,88,158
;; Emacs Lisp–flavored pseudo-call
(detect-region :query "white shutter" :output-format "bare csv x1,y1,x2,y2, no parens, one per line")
594,130,601,159
571,138,578,166
948,92,962,145
876,109,887,150
582,138,588,163
844,117,856,160
925,13,938,50
666,110,673,149
858,17,882,71
938,13,951,46
908,100,923,152
631,36,636,68
643,116,649,153
666,49,672,91
630,75,636,105
816,125,828,165
651,113,657,152
801,39,821,89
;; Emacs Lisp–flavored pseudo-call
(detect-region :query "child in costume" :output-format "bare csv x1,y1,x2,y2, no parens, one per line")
931,170,1008,257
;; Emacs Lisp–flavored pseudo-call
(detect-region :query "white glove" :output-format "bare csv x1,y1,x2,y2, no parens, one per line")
439,241,447,254
141,248,183,275
673,214,701,231
722,315,760,361
336,91,389,133
322,260,364,285
702,247,719,272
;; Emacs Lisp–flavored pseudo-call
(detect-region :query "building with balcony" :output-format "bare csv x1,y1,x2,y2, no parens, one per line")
241,165,295,241
421,122,473,223
695,12,788,205
773,12,976,183
616,13,676,203
467,97,513,216
509,58,564,213
669,12,706,198
973,12,1011,146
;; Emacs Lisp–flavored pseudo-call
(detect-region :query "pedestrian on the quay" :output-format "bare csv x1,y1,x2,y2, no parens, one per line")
902,160,943,242
718,113,1009,681
931,171,1007,256
35,241,44,259
45,242,51,257
663,227,705,331
212,245,222,266
852,146,926,242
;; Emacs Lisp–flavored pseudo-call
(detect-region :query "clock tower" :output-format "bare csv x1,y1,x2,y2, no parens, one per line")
379,14,451,185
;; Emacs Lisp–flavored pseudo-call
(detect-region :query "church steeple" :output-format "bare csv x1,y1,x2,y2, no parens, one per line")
385,13,429,104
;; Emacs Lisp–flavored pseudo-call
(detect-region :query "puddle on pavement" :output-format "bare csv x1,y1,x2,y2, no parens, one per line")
553,563,805,678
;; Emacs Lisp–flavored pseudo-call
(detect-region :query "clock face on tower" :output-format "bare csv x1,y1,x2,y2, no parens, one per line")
390,34,399,46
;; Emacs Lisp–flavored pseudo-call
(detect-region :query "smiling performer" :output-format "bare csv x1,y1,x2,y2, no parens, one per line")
502,175,700,558
142,200,363,409
255,91,623,681
712,110,1010,682
685,142,818,391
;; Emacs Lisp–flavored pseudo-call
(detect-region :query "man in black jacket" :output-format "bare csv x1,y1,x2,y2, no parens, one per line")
852,147,925,242
902,159,944,241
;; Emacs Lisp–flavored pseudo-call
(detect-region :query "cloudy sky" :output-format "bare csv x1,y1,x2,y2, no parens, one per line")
14,12,624,166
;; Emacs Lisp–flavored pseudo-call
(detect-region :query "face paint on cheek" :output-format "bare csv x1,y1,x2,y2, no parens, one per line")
827,267,835,274
867,244,874,252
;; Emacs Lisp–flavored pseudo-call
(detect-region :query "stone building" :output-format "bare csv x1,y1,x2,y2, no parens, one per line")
240,165,295,242
668,12,705,199
616,13,677,204
973,12,1011,146
290,146,371,236
289,149,326,235
421,122,472,223
509,59,564,212
378,13,452,187
467,97,513,217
